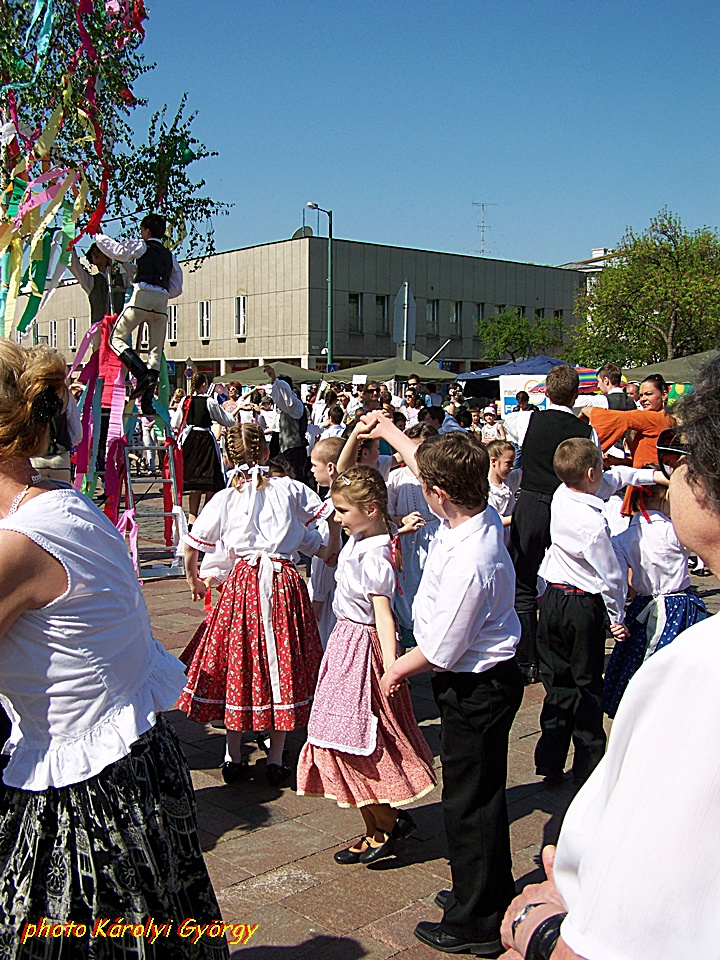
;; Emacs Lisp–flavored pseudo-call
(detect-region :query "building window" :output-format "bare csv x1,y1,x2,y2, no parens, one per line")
68,317,77,349
49,319,57,348
517,305,526,317
450,301,462,327
140,322,150,348
234,295,247,337
348,293,362,333
375,295,389,335
494,304,506,314
553,309,564,320
167,304,177,342
426,299,439,336
15,327,23,343
535,308,545,319
198,300,211,340
474,303,485,323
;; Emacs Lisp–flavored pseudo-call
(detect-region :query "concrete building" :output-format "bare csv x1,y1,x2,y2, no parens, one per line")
28,236,584,383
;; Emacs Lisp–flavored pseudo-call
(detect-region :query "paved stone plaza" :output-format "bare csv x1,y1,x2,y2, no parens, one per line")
143,549,719,959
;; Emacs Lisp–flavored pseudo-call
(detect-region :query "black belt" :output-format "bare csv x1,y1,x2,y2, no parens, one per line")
549,583,591,596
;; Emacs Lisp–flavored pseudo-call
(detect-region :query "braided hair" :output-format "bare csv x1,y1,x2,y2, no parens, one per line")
330,465,403,572
226,422,269,491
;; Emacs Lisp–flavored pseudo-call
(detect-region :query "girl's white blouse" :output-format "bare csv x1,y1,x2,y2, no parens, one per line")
0,488,186,791
332,533,396,625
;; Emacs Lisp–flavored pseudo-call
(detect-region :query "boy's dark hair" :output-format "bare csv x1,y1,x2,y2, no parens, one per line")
456,410,472,428
597,362,623,386
392,410,407,429
516,390,529,403
553,437,602,487
418,405,444,427
328,404,344,424
415,432,489,509
140,213,167,239
405,422,438,441
546,365,579,407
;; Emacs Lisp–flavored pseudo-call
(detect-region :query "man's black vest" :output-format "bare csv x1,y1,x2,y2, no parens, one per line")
520,409,593,495
135,239,173,290
607,390,637,411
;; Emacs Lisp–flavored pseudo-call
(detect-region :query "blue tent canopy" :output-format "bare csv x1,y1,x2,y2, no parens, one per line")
457,356,569,381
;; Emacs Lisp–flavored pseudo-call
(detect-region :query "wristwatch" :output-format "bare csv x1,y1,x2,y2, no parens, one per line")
511,902,545,939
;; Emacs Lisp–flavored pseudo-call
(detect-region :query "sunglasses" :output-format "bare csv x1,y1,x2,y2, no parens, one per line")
657,428,689,480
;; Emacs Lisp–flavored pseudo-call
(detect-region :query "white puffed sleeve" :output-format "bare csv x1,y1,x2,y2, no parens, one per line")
361,554,397,601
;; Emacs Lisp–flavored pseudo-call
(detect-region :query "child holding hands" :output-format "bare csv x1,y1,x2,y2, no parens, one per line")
296,466,436,864
369,413,524,958
178,423,339,787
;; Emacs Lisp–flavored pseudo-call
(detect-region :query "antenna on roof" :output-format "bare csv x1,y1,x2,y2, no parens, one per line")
473,201,497,256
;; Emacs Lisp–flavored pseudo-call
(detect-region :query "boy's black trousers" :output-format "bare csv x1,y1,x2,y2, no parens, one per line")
432,658,523,947
534,584,607,783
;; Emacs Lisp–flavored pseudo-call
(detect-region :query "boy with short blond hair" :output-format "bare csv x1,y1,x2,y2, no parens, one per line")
308,437,346,647
535,437,666,785
369,416,522,958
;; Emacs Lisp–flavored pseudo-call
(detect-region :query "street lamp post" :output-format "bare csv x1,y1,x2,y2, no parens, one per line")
306,202,333,368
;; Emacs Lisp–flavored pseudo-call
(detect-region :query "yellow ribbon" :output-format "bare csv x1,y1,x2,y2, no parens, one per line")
4,236,24,331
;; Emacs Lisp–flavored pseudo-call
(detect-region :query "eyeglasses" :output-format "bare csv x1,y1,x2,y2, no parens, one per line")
657,428,689,479
366,388,380,394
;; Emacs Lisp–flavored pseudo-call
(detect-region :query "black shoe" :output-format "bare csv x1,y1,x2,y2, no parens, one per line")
334,838,372,864
434,889,452,911
392,809,417,841
266,762,291,787
359,831,397,865
536,767,566,787
414,920,501,956
221,758,248,784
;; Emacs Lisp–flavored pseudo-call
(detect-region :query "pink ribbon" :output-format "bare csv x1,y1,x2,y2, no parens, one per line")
73,351,99,487
68,318,103,377
13,167,74,225
116,506,141,579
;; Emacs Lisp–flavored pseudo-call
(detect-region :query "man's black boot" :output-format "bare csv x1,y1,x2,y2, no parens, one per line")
118,348,154,400
140,370,160,416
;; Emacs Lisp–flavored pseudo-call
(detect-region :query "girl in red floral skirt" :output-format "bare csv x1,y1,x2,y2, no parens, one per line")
296,466,436,864
178,423,339,786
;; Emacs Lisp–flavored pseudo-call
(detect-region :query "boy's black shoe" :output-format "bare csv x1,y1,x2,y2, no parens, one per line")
414,921,502,956
434,889,452,910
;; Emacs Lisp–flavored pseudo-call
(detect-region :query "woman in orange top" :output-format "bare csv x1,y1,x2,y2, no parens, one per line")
589,374,673,514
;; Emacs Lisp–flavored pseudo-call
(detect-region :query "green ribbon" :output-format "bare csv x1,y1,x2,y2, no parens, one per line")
18,228,52,332
0,251,10,336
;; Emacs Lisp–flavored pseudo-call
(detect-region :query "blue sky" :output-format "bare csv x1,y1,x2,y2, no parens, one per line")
135,0,720,266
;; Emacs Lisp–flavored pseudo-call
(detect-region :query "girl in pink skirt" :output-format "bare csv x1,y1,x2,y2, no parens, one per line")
296,466,436,864
178,423,339,787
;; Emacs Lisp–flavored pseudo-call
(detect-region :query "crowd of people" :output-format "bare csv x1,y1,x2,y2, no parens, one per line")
0,321,717,959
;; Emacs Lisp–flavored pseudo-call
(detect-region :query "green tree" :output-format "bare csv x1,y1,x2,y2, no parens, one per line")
476,310,564,362
565,210,720,367
0,1,229,261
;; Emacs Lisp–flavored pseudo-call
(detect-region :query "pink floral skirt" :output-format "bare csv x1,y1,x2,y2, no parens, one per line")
296,619,436,808
177,559,323,731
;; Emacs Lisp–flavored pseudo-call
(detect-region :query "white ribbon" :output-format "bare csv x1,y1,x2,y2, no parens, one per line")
636,596,668,661
172,504,188,558
239,550,293,704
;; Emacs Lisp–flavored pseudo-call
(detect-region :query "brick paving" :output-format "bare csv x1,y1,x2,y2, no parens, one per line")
141,559,720,959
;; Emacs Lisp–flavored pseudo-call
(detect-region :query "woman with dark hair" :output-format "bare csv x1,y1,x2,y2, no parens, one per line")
589,373,673,515
172,372,235,524
0,342,227,957
499,357,720,960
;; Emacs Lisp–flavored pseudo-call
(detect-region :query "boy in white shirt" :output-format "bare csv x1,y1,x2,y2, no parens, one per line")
308,437,345,647
369,415,523,959
535,438,666,785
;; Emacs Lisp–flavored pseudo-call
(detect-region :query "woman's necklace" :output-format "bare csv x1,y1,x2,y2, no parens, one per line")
6,474,43,517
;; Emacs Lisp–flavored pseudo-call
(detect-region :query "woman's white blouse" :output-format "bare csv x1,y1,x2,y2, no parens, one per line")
0,489,186,791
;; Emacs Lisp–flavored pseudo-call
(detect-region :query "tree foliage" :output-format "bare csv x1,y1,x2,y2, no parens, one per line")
477,310,564,363
0,0,230,262
565,210,720,367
